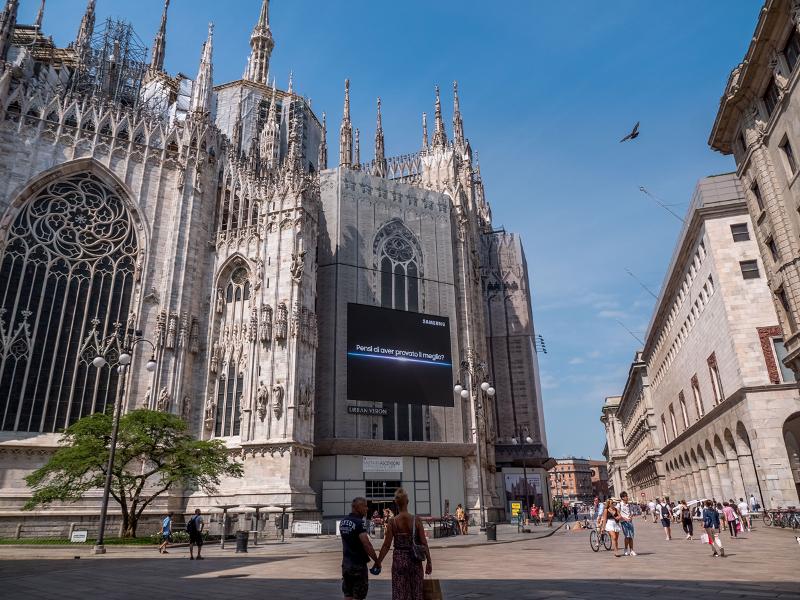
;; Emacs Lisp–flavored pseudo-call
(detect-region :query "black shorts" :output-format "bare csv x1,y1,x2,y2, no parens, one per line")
341,564,368,600
161,533,172,542
189,532,203,546
661,518,671,527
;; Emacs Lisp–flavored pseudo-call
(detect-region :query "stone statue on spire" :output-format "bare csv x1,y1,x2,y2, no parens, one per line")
244,0,274,85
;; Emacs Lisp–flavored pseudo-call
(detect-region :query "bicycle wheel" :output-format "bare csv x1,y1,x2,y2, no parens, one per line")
589,529,600,552
602,531,612,551
762,512,773,527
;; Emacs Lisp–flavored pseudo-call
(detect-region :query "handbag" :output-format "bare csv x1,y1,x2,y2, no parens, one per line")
423,577,443,600
411,517,427,563
701,532,710,544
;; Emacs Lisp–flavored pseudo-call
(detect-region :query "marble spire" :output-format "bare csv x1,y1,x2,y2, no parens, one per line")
190,23,214,115
374,98,386,178
339,79,353,168
244,0,274,85
148,0,170,75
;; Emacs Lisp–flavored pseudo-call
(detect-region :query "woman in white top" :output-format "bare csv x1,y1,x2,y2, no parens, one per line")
599,499,622,557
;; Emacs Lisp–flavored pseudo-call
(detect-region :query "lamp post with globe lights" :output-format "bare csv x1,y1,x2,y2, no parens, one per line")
79,319,156,554
511,426,534,528
453,350,495,533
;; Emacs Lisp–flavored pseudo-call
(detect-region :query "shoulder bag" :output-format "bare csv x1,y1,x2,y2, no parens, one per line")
411,517,427,562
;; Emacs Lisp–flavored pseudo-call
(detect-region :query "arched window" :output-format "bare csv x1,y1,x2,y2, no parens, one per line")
373,219,424,441
0,172,138,431
692,378,704,419
212,261,251,437
679,393,690,429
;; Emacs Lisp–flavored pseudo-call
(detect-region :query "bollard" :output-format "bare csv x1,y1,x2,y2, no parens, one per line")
235,530,249,553
485,522,497,541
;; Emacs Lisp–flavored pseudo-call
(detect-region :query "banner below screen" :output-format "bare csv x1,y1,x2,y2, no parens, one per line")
346,303,453,407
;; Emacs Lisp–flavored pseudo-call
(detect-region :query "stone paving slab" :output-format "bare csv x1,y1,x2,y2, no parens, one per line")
0,519,797,599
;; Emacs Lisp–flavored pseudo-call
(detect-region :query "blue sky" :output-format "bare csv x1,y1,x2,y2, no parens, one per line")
24,1,762,458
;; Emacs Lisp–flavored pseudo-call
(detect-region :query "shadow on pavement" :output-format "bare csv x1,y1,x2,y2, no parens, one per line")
0,557,798,600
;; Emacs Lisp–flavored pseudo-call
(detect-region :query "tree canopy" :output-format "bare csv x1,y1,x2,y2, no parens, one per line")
24,409,244,537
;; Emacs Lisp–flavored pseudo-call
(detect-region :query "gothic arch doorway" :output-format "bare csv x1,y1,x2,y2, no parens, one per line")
784,412,800,501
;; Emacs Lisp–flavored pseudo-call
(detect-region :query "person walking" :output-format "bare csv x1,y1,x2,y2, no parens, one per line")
679,500,693,540
187,508,204,560
737,497,751,532
648,499,657,523
340,497,380,600
702,499,724,557
722,502,737,538
656,497,672,540
599,499,622,557
377,488,432,600
158,512,173,554
618,492,636,556
572,504,579,521
454,504,465,535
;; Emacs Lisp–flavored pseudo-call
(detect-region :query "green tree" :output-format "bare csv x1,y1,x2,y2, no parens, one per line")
24,409,244,538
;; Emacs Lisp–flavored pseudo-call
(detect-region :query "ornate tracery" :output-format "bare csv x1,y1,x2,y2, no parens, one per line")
0,172,138,432
210,257,253,437
372,218,426,441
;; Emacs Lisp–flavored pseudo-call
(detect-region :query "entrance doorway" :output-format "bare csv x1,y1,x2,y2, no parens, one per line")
366,479,401,520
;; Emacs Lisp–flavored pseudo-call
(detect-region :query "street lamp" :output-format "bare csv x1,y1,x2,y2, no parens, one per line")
511,427,534,529
453,349,495,533
80,319,156,554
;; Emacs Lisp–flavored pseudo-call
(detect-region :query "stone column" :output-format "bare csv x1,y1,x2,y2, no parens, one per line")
715,457,734,500
737,451,762,506
727,456,747,500
691,468,702,500
707,460,723,501
699,465,713,500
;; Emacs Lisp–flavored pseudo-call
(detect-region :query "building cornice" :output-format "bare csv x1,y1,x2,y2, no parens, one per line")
709,0,786,153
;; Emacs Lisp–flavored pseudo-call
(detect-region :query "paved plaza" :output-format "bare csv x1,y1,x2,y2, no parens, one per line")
0,519,797,599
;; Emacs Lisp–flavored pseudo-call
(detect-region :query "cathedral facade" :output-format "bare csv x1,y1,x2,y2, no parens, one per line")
0,0,550,535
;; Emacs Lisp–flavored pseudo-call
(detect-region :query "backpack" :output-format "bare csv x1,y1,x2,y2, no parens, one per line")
660,504,670,519
186,515,197,534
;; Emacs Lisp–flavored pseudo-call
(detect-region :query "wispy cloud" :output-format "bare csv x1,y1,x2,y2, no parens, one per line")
568,357,585,365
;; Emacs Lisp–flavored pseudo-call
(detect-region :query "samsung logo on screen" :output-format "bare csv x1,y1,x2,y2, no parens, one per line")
422,319,446,327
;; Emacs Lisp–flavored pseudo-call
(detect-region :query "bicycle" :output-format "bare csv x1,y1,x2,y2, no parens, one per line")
589,526,612,552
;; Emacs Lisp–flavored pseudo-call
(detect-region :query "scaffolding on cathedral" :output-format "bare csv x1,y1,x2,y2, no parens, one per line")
70,18,160,115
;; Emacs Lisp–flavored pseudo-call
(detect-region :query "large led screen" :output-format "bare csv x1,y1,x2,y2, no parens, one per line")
347,303,454,407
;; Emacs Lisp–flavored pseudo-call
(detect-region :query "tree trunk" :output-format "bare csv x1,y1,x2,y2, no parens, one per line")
123,513,138,538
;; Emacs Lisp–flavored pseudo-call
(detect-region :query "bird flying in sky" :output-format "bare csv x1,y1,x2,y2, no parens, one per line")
620,121,640,143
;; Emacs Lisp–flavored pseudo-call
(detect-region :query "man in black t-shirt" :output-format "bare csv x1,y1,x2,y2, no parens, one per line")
340,497,380,600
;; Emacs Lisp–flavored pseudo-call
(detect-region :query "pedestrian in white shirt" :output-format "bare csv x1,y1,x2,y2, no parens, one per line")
648,500,656,523
617,492,637,556
736,497,750,532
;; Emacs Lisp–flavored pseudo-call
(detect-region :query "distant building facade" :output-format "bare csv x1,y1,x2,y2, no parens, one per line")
603,174,800,507
601,396,627,499
549,458,593,505
589,459,610,500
